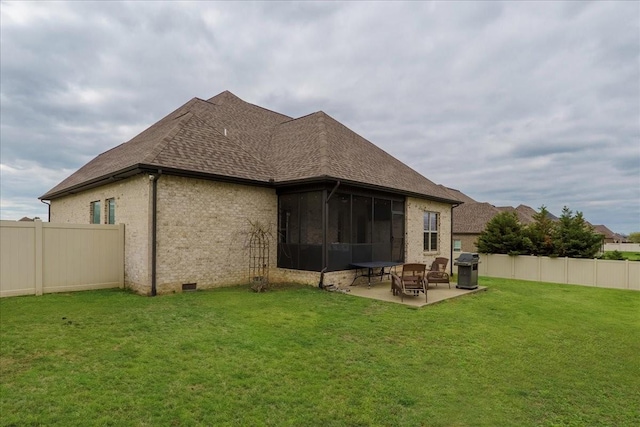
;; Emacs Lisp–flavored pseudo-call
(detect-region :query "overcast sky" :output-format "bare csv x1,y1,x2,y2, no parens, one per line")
1,1,639,234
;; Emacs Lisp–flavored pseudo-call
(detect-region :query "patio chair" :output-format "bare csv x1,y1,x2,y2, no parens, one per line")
391,263,427,302
426,257,450,288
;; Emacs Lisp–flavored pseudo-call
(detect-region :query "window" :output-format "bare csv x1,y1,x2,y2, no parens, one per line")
453,239,462,252
106,198,116,224
423,211,438,252
90,201,101,224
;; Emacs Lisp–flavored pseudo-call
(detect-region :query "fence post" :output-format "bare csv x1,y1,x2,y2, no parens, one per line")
625,259,629,290
484,254,489,276
564,257,569,284
593,258,598,287
511,255,516,279
34,220,43,296
537,256,541,281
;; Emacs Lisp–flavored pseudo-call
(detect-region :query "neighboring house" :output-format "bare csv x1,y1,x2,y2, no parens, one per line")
592,225,621,244
450,193,544,253
612,233,629,243
41,91,461,295
452,201,503,254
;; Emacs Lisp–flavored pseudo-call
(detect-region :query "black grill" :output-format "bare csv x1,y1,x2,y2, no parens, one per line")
454,253,480,289
454,253,480,266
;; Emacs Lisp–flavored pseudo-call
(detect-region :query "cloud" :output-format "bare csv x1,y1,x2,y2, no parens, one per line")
1,1,638,233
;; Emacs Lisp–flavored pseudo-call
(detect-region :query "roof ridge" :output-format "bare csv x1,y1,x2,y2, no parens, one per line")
143,111,195,164
207,90,293,121
320,111,445,187
185,110,277,178
316,112,329,173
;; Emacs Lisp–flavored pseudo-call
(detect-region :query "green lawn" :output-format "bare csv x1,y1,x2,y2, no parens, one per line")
602,251,640,261
1,279,639,426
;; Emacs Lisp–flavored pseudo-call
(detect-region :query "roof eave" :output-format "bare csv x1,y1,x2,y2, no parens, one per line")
39,165,143,200
41,170,461,205
274,175,461,205
40,164,273,200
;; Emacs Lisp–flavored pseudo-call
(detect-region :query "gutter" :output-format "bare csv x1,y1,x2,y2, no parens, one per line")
40,164,273,201
274,176,462,206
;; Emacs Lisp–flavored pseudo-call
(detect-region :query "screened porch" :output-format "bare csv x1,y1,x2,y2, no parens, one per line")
277,187,405,272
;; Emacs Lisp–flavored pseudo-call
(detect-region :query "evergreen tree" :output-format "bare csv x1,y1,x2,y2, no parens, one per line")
476,211,532,255
525,205,556,256
553,206,602,258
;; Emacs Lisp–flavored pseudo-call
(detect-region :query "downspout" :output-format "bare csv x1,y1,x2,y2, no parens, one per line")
326,180,341,203
40,199,51,222
450,203,461,276
150,172,161,296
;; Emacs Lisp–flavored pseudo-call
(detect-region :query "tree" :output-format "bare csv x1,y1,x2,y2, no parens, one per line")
476,211,532,255
553,206,602,258
601,250,624,260
628,232,640,243
525,205,557,256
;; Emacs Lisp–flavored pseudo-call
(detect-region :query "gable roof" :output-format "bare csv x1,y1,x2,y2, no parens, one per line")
41,91,459,204
453,202,548,234
453,202,502,234
442,187,476,204
592,224,615,239
496,205,537,225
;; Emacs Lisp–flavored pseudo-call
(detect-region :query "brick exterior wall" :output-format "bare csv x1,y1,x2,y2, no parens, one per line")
154,176,278,294
271,268,322,286
406,197,453,271
50,175,456,294
49,175,151,292
453,233,479,254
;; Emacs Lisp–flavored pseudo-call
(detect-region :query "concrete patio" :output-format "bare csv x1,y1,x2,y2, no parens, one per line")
343,279,487,307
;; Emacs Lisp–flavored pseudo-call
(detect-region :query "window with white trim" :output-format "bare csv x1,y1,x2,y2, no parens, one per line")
453,239,462,252
423,211,438,252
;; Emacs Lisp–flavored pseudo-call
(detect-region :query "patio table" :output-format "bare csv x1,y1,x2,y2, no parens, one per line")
350,261,403,287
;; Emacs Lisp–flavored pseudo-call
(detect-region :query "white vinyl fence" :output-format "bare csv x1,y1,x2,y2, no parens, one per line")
0,220,125,297
604,243,640,252
465,253,639,291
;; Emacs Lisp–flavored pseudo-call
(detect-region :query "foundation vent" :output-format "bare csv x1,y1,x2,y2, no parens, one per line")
182,283,197,292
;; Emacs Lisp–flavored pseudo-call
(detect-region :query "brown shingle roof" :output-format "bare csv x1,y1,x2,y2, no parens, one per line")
497,205,536,225
441,187,476,204
592,224,615,238
454,202,553,234
452,202,502,234
41,91,460,203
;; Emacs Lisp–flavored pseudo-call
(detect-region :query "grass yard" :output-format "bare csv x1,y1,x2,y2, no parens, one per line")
1,278,639,426
602,251,640,261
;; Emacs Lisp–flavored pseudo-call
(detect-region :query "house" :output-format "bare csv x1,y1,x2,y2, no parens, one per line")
450,191,546,253
452,201,503,254
592,224,623,244
41,91,461,295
